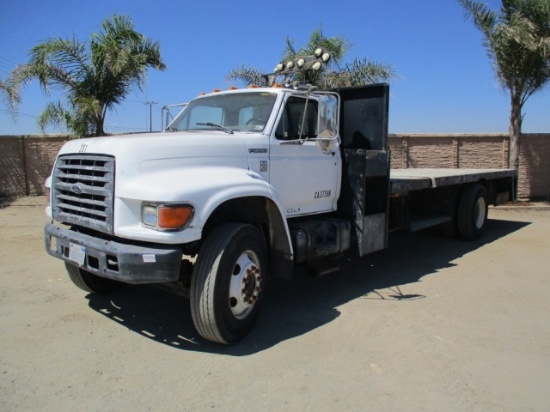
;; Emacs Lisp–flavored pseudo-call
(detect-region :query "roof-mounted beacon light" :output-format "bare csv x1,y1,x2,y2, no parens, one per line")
267,48,332,76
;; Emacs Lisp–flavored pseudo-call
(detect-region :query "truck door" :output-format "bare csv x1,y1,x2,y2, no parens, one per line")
269,94,341,217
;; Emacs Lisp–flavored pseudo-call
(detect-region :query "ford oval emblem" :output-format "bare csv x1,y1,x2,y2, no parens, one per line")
71,184,83,194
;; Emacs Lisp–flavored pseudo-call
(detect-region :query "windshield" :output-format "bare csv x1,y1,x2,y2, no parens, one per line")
168,92,277,133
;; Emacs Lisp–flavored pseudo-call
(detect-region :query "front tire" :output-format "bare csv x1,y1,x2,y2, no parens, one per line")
457,184,488,240
65,262,124,294
190,223,267,344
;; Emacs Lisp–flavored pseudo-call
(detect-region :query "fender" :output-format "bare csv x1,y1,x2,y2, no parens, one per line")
113,163,293,254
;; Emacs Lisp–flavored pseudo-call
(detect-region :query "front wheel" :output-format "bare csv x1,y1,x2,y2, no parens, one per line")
190,223,267,344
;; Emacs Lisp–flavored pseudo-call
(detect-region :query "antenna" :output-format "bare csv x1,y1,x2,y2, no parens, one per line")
145,101,158,132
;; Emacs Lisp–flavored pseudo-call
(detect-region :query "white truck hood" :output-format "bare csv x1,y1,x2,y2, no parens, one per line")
56,131,259,201
58,131,250,164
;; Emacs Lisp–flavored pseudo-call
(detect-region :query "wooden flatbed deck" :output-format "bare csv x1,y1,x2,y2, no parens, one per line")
390,168,517,196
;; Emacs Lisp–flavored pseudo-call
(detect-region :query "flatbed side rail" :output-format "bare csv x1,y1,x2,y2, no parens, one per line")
390,168,518,197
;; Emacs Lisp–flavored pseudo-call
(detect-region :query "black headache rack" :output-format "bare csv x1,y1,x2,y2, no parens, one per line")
333,84,391,257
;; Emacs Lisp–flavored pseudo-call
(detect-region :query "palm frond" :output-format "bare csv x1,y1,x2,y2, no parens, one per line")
37,101,70,132
341,58,397,86
225,66,269,87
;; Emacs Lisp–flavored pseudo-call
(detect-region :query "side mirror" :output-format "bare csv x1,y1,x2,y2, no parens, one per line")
315,129,338,153
316,94,338,153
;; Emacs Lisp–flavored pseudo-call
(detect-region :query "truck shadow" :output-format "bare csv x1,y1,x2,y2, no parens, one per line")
86,217,529,355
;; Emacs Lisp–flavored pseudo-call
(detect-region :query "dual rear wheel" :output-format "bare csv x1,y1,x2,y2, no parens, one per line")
443,184,488,240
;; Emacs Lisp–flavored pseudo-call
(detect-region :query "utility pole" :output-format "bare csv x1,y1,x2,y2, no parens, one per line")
145,101,158,132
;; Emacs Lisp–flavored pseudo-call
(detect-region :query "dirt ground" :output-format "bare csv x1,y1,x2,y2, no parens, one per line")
1,198,549,411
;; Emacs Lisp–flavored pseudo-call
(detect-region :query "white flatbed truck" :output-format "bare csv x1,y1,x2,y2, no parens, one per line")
44,80,517,344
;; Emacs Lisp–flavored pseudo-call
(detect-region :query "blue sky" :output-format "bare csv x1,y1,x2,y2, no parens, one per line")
1,0,548,135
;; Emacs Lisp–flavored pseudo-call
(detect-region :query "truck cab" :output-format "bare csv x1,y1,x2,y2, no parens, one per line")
167,87,342,217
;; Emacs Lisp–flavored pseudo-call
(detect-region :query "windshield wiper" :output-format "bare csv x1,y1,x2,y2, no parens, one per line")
196,122,234,134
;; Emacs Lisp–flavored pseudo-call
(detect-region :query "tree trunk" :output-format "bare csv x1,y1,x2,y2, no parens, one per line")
95,120,105,137
508,93,522,170
94,110,106,137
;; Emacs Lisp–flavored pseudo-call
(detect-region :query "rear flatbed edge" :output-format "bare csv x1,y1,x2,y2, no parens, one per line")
390,168,518,195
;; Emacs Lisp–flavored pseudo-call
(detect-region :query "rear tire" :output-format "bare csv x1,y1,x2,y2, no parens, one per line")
457,184,488,240
190,223,267,344
65,262,124,294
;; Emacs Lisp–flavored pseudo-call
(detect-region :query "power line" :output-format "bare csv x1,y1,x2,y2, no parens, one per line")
2,108,154,135
0,108,38,119
0,56,18,76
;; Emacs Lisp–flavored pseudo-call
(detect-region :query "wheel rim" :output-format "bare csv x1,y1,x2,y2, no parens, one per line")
474,196,486,229
228,251,262,319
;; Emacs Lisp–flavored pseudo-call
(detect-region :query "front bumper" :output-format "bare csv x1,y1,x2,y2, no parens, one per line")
45,223,183,284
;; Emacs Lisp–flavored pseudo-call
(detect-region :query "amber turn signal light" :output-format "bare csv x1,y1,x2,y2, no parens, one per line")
158,205,193,230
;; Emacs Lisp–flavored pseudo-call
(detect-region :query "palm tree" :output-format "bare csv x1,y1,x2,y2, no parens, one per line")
8,14,166,137
459,0,550,170
226,28,396,89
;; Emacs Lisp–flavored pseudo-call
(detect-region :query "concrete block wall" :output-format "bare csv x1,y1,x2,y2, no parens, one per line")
0,136,70,197
389,133,549,199
519,134,550,200
0,133,548,200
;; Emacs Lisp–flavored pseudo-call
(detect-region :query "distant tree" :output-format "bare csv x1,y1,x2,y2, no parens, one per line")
226,28,396,88
459,0,550,170
8,14,166,137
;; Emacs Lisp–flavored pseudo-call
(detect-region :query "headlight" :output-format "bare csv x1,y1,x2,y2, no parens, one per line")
142,205,158,226
141,203,194,231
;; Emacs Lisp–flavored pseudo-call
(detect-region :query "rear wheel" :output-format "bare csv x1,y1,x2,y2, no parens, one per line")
65,262,124,294
190,223,267,344
457,184,488,240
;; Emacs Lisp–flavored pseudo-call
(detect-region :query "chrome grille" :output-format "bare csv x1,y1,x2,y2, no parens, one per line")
52,154,115,234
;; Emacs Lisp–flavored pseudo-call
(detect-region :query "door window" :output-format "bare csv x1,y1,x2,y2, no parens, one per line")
275,96,318,140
